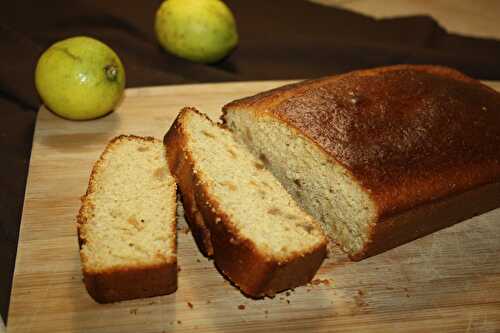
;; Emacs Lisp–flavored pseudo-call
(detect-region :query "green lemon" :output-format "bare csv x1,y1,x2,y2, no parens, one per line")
35,36,126,120
155,0,238,64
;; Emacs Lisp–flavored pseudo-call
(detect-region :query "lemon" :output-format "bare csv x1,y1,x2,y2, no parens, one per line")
35,36,126,120
155,0,238,64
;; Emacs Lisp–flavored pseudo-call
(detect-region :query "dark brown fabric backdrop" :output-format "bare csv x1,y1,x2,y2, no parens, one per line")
2,0,500,322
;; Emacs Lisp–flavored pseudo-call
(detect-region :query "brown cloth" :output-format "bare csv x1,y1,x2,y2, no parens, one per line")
2,0,500,322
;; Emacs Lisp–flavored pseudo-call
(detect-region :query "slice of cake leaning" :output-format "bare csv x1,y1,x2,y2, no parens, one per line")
77,135,177,303
164,108,327,297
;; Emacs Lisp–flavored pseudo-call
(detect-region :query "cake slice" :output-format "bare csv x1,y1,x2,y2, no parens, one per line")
77,135,177,303
164,108,327,297
222,64,500,260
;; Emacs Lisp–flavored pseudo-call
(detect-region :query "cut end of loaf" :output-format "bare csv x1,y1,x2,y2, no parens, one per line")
223,108,377,257
77,135,177,274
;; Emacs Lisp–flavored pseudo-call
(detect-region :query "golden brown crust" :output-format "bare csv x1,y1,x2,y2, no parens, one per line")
352,180,500,260
77,135,177,303
164,114,214,256
164,108,327,297
193,176,327,297
82,262,177,303
223,65,500,219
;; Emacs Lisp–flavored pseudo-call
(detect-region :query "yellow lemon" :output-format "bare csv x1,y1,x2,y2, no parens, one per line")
35,36,126,120
155,0,238,64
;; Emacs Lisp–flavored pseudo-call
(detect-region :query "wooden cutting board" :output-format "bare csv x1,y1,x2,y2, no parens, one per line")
8,80,500,333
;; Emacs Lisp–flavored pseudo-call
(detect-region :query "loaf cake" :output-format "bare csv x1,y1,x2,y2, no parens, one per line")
164,108,327,297
77,135,177,303
222,65,500,260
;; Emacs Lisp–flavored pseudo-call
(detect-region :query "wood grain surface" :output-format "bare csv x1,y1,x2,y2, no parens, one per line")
7,80,500,333
314,0,500,40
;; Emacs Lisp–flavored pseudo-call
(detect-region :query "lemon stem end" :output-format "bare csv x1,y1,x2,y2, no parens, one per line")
105,64,118,81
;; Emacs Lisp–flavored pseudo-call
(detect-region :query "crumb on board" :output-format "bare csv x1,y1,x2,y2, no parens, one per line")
129,308,138,315
177,267,182,272
354,291,367,307
177,320,182,324
310,278,331,286
286,300,290,304
238,304,246,310
176,226,190,234
187,302,194,309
